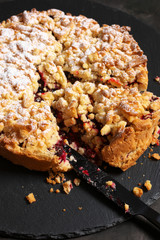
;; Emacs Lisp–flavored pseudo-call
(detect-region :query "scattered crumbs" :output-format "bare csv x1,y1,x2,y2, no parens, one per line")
143,174,145,177
63,180,73,194
138,183,141,186
154,76,160,83
151,153,160,160
150,148,153,152
105,181,116,189
124,203,129,213
26,193,36,204
144,180,152,191
49,188,54,193
55,189,60,193
73,178,81,186
140,163,143,165
78,207,83,210
46,171,65,185
62,208,66,212
128,176,131,179
103,166,107,170
133,187,143,198
148,153,151,158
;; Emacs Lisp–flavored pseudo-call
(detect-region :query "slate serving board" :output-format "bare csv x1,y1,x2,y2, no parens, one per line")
0,0,160,239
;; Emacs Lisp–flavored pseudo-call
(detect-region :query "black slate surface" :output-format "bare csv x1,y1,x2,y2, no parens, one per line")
0,0,160,239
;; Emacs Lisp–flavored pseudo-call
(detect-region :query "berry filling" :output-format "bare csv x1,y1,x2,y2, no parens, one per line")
34,71,61,102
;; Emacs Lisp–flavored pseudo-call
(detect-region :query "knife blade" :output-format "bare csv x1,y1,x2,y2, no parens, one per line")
64,144,160,229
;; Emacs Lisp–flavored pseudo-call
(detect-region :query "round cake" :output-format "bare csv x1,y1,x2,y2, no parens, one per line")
0,8,159,172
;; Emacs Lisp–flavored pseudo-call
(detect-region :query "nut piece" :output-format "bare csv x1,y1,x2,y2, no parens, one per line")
133,187,143,198
144,180,152,191
63,180,73,194
26,193,36,204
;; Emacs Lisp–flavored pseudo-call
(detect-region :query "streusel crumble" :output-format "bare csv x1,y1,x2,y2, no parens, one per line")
0,8,159,172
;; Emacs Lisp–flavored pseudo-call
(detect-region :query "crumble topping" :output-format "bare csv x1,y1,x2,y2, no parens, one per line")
52,82,160,151
0,8,159,172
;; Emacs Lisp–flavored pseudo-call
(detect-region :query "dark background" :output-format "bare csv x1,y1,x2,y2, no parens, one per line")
0,0,160,239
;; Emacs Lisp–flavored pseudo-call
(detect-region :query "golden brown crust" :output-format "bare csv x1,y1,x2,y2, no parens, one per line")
0,138,72,172
101,116,159,171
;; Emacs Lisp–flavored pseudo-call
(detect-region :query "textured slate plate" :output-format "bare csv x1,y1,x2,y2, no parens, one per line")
0,0,160,239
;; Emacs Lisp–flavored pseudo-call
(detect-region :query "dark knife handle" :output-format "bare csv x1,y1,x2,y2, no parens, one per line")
139,206,160,229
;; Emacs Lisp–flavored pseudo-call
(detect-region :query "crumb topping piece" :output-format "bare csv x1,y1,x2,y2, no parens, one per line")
124,203,129,213
105,180,116,189
73,178,81,186
26,193,36,204
144,180,152,191
151,153,160,160
63,180,73,194
133,187,143,198
49,188,54,193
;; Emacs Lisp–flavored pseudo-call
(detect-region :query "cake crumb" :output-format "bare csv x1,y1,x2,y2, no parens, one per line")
73,178,81,186
133,187,143,198
154,76,160,83
56,189,60,193
78,207,83,210
144,180,152,191
26,193,36,204
63,180,73,194
124,203,129,213
49,188,54,193
62,208,66,212
151,153,160,160
105,181,116,189
55,176,61,184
